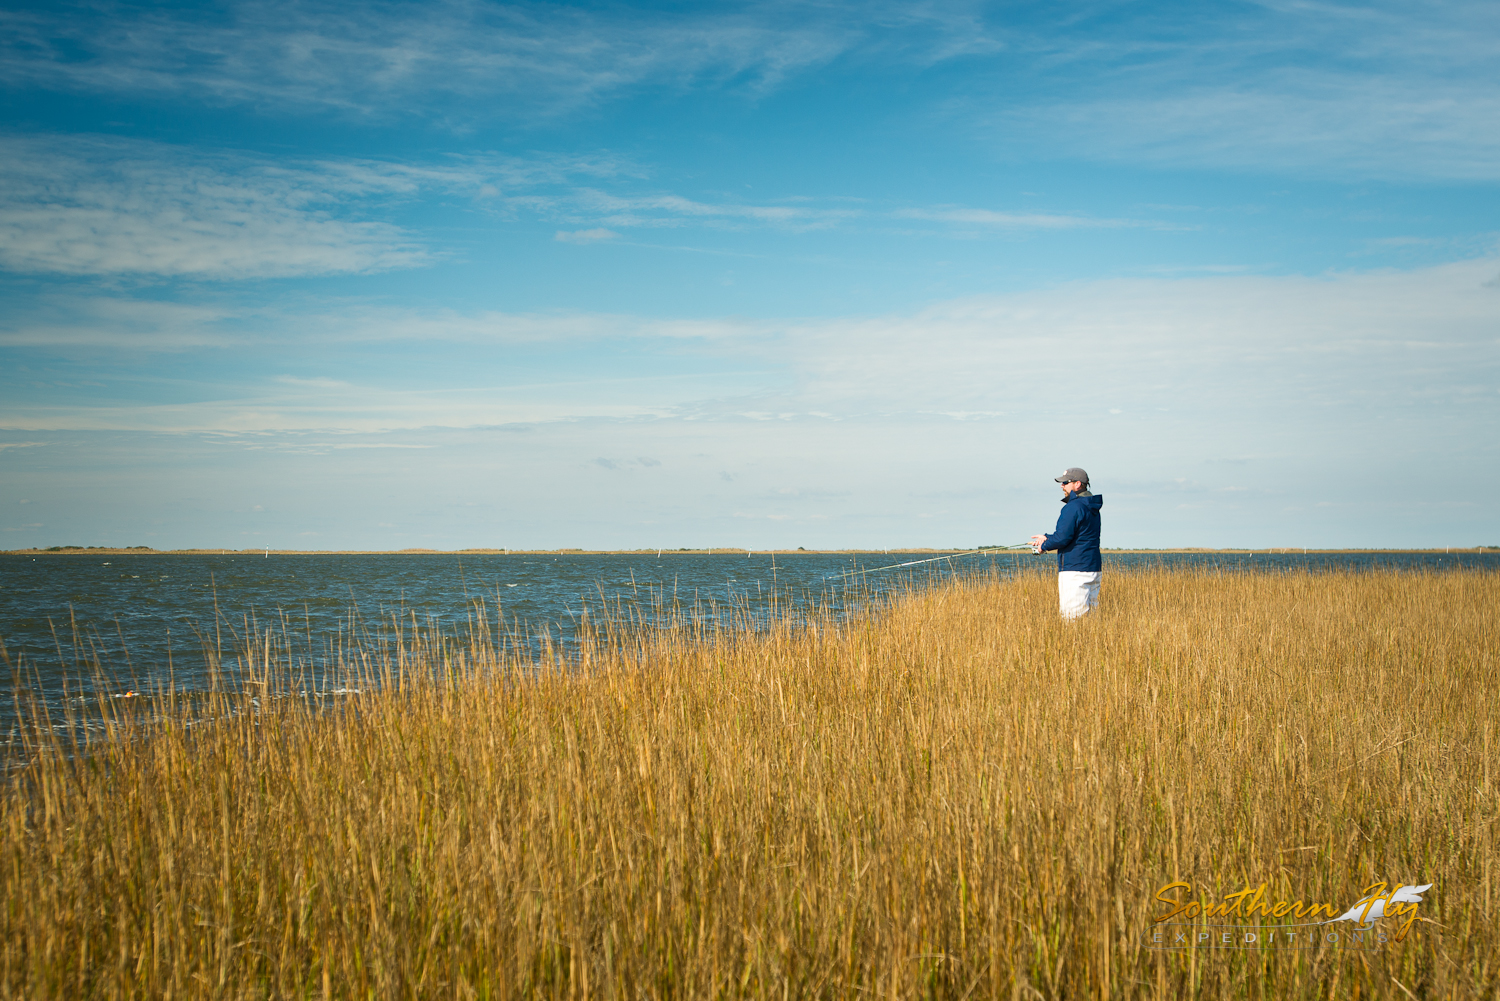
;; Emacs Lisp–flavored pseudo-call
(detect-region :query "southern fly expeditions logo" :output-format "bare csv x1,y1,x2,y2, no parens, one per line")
1148,881,1434,952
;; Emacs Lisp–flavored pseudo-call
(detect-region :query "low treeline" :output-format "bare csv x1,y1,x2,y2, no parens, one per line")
2,568,1496,998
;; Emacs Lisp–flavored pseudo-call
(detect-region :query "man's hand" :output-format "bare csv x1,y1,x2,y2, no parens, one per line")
1030,534,1047,553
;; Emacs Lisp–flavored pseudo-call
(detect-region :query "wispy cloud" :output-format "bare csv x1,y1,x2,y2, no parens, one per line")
273,376,354,389
0,295,236,349
326,443,433,449
0,294,759,351
554,228,619,244
1006,85,1500,181
0,136,637,279
893,207,1153,230
748,257,1500,417
0,134,1116,282
0,135,430,278
984,0,1500,179
0,393,675,434
4,1,1493,182
1,1,1495,185
5,257,1497,433
562,190,861,230
310,307,756,346
536,190,1152,236
0,0,994,121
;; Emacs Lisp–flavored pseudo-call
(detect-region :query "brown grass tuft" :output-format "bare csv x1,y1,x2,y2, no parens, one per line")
2,568,1497,998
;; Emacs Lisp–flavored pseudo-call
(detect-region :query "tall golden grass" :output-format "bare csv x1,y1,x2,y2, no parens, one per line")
2,567,1497,999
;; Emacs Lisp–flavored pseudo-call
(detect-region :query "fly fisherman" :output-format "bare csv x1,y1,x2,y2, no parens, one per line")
1030,468,1104,619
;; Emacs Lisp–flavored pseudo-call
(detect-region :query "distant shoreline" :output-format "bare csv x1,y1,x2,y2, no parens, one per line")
6,546,1497,557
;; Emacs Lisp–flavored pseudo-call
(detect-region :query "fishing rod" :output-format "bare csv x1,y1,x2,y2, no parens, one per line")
831,544,1035,579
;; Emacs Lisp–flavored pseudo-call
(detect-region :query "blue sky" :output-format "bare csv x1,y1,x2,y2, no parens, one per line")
1,0,1496,549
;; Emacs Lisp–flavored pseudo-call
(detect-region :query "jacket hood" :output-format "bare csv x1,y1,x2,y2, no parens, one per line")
1067,493,1103,511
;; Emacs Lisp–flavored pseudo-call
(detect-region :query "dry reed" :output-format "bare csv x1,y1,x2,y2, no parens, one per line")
2,567,1498,999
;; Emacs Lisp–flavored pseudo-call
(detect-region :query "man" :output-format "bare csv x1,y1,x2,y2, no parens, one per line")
1030,468,1104,619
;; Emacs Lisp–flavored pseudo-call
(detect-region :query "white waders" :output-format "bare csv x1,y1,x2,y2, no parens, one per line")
1058,570,1101,619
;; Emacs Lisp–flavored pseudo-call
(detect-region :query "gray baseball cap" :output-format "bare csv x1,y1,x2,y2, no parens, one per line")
1054,467,1089,484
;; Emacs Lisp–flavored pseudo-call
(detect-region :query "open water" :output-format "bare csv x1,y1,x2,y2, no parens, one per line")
2,550,1495,740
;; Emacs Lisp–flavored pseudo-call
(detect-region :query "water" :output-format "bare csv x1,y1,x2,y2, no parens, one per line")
2,550,1495,727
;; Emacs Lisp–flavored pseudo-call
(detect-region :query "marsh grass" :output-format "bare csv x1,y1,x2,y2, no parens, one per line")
2,568,1497,999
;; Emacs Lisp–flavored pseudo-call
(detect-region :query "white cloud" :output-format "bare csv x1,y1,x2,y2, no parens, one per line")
0,296,236,349
0,377,679,433
301,307,757,345
989,1,1500,179
531,191,1182,237
274,376,355,389
1,1,1496,184
0,293,764,352
1008,85,1500,181
0,135,433,278
0,136,643,280
754,258,1500,418
554,228,619,244
4,257,1497,437
0,1,995,120
0,0,924,118
893,207,1153,230
0,134,1094,281
534,189,1149,238
566,190,860,230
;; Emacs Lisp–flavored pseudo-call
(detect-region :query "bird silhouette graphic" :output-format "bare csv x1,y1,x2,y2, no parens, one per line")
1327,883,1432,926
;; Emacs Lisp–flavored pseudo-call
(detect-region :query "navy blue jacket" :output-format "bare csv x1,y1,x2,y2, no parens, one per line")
1043,493,1103,572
